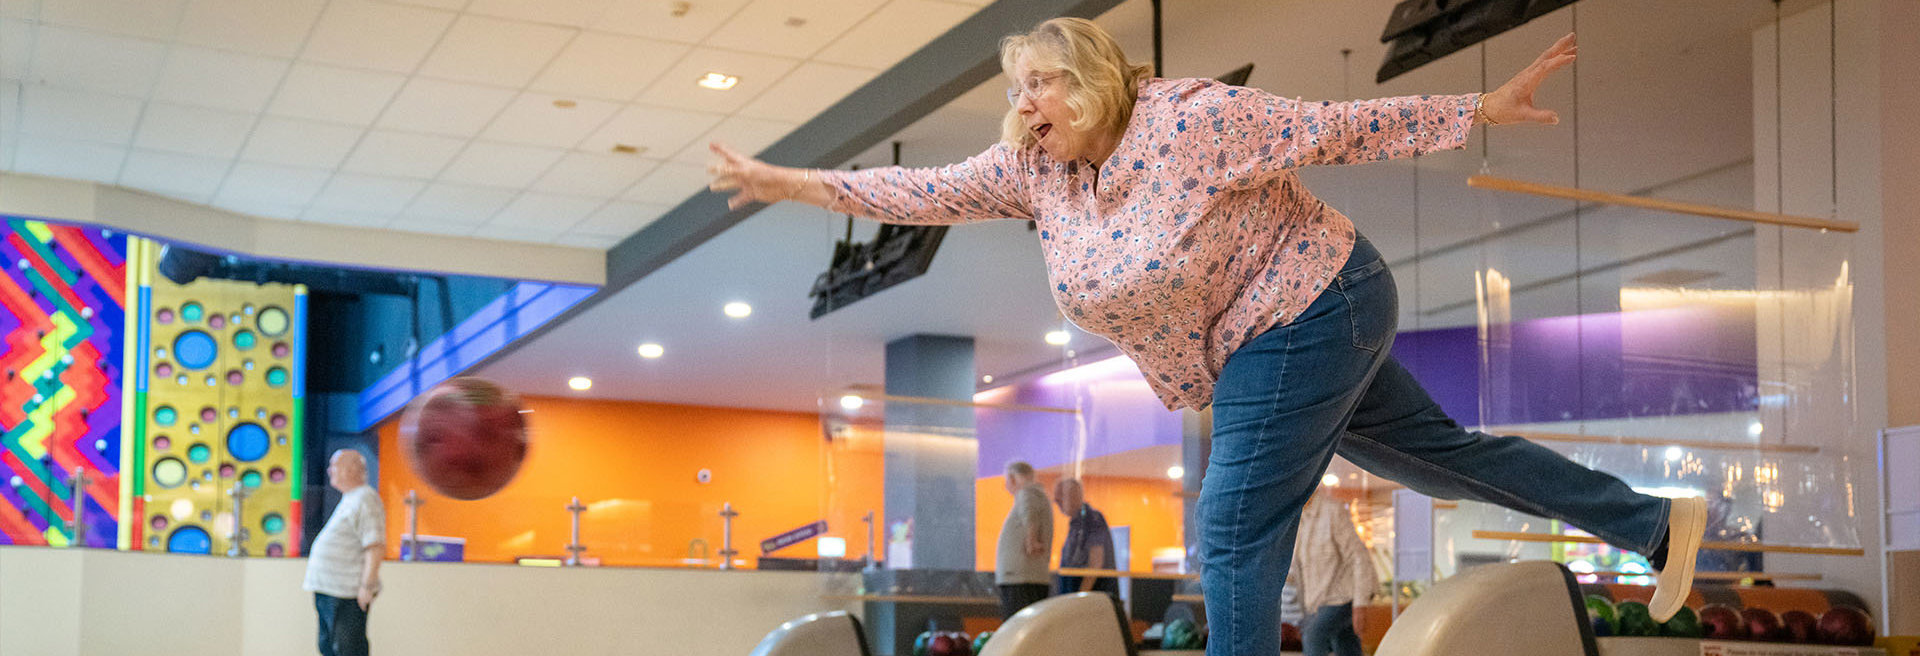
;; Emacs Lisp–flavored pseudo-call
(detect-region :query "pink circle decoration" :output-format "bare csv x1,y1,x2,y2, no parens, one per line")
270,413,289,430
265,543,285,557
156,363,173,377
200,407,217,422
226,370,243,385
269,467,287,483
272,342,290,358
208,315,226,329
153,436,171,450
150,515,168,531
219,464,235,478
156,309,175,324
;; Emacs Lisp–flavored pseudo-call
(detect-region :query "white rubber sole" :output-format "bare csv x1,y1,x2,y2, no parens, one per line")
1648,496,1706,622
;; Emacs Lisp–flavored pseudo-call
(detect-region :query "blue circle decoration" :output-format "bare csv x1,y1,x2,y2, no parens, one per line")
172,331,218,370
167,525,211,554
227,423,270,462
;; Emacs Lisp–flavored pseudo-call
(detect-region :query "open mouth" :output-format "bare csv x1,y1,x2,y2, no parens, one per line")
1033,123,1052,140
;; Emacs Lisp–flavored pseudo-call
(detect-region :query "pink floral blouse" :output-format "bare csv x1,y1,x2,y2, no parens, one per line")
820,77,1478,410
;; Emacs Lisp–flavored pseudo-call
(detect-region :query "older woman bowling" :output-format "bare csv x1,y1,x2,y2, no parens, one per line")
708,17,1704,656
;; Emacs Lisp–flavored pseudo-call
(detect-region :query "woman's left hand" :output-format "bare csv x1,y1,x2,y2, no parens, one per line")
1482,32,1577,125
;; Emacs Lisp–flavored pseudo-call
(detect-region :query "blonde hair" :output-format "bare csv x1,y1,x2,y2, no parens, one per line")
999,18,1154,149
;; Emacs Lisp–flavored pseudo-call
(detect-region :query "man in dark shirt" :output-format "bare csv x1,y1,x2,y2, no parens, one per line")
1053,478,1120,596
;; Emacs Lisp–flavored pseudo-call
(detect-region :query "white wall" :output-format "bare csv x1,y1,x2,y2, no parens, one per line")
0,546,856,656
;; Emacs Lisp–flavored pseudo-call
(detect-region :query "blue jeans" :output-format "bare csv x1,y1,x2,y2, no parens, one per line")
315,593,370,656
1198,236,1669,656
1302,602,1361,656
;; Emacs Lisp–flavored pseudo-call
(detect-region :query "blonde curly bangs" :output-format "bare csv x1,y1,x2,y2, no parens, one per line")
998,18,1154,150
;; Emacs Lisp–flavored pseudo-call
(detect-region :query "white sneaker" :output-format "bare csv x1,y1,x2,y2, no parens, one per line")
1648,496,1706,622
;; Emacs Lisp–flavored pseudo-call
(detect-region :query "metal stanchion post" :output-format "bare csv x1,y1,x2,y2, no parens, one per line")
403,490,422,562
68,467,87,548
718,502,739,570
565,497,587,566
227,482,252,557
862,511,876,570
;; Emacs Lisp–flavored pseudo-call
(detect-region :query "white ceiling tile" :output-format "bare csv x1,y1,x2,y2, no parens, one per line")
38,0,187,40
211,197,306,220
490,192,601,230
578,104,721,158
388,217,481,236
621,160,706,205
385,0,467,9
176,0,325,58
311,173,426,214
214,162,333,209
28,26,167,97
530,152,659,196
704,0,886,59
529,32,687,102
814,0,975,69
634,47,796,114
0,82,17,128
735,61,875,124
480,92,618,148
241,116,364,168
0,131,14,169
302,210,395,228
132,103,255,158
267,63,407,125
595,0,748,44
12,136,127,183
118,149,230,201
673,115,794,164
470,223,563,242
18,86,143,143
467,0,611,27
377,78,517,136
341,130,466,178
552,232,620,249
417,15,573,87
302,0,456,73
570,200,669,236
404,181,517,224
0,20,32,80
438,141,566,187
1,0,38,18
152,47,291,113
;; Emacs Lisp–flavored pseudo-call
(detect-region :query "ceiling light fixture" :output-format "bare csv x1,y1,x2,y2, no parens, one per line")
1044,330,1070,346
552,99,577,109
723,302,752,318
981,374,993,384
568,376,592,391
638,343,664,359
611,144,644,155
839,394,864,411
698,72,739,90
1321,473,1340,487
1166,465,1184,480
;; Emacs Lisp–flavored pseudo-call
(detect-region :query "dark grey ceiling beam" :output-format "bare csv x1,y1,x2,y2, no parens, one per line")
469,0,1126,370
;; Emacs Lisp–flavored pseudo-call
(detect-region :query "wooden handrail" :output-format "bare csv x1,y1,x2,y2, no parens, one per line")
822,594,999,605
1579,570,1822,582
1511,430,1820,455
1467,175,1857,233
1471,530,1865,556
1057,567,1199,581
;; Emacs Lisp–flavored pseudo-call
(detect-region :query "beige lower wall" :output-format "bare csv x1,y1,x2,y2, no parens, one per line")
0,546,854,656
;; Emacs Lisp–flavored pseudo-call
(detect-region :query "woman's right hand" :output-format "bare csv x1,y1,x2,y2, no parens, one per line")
708,142,810,210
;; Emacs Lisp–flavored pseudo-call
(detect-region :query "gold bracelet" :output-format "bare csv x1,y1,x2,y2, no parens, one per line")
789,169,811,199
1475,93,1499,126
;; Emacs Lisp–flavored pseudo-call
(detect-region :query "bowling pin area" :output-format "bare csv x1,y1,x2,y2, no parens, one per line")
1,1,1919,656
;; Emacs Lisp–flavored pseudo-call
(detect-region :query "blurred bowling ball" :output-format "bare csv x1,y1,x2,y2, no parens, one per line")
1816,606,1874,646
1590,616,1614,637
1280,622,1303,651
1743,608,1784,641
1699,604,1748,640
1780,610,1819,643
1660,606,1704,639
950,632,973,656
913,631,933,656
398,377,529,500
971,631,993,654
1615,601,1659,637
929,633,958,656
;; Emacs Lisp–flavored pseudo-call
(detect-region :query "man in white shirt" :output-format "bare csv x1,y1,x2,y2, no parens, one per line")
1288,490,1378,656
303,449,385,656
995,461,1053,619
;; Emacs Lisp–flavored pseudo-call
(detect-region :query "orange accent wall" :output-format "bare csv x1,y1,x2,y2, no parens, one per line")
376,395,884,568
973,474,1185,573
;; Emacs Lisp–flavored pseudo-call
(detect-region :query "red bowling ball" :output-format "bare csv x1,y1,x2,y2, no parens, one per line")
1741,608,1783,642
399,377,529,500
1816,606,1874,646
1780,610,1819,643
1699,604,1748,641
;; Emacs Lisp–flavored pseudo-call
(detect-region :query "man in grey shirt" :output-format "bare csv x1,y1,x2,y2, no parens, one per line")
995,461,1053,619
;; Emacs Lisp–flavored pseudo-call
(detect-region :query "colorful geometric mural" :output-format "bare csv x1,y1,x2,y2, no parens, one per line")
0,218,127,548
127,239,305,556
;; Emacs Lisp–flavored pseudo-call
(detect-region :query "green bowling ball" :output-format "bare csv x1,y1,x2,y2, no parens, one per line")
1584,595,1618,634
1615,601,1660,637
1661,606,1705,639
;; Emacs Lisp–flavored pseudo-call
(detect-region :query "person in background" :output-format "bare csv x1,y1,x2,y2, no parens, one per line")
1054,478,1119,596
1288,489,1377,656
996,461,1054,619
304,449,386,656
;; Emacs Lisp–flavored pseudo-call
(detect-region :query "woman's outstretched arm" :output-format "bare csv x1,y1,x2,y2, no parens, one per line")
708,142,1033,225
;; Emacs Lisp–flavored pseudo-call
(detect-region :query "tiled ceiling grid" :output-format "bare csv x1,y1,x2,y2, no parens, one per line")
0,0,988,248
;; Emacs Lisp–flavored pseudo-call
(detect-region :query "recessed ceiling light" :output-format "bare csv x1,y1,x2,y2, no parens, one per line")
1166,465,1184,480
638,343,664,359
611,144,645,155
723,302,752,318
839,394,864,411
552,99,577,109
1321,473,1340,487
1044,330,1070,346
568,376,592,391
784,16,807,27
698,72,739,90
1665,446,1684,461
981,374,993,383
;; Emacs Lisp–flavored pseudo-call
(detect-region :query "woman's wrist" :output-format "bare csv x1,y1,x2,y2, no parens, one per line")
787,168,812,201
1475,92,1500,126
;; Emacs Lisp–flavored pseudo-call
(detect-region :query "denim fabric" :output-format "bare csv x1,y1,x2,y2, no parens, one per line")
1198,235,1669,656
315,592,370,656
1301,602,1362,656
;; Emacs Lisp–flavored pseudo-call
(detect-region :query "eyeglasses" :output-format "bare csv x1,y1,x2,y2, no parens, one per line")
1006,72,1066,107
